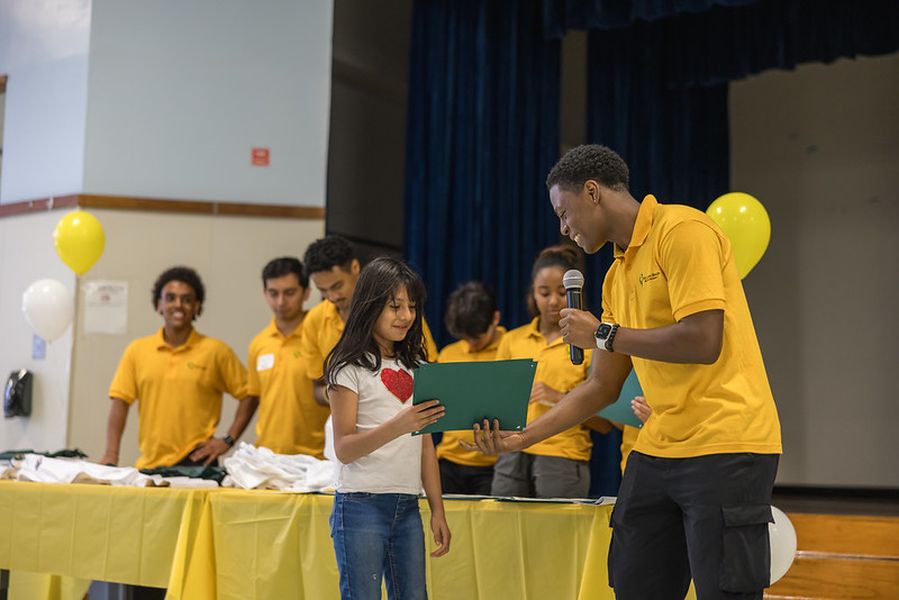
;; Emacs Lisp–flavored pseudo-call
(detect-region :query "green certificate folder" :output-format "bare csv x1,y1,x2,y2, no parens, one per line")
598,368,644,428
411,359,537,435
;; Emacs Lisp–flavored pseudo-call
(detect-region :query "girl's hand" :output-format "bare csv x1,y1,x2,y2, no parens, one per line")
391,400,445,435
631,395,652,423
529,382,563,407
430,511,451,557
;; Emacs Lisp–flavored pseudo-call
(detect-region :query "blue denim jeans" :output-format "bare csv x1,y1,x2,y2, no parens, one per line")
330,492,427,600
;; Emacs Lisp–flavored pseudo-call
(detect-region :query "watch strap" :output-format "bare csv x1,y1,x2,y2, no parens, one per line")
606,323,619,353
595,322,619,352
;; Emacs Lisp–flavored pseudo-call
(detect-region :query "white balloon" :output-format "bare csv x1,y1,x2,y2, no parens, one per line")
769,505,797,584
21,279,74,342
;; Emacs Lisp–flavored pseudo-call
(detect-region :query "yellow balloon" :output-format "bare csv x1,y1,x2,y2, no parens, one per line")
706,192,770,279
53,210,106,275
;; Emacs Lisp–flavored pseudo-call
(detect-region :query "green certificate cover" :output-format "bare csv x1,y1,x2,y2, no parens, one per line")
411,359,537,435
598,368,644,428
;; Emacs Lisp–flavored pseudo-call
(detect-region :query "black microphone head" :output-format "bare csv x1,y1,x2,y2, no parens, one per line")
563,269,584,290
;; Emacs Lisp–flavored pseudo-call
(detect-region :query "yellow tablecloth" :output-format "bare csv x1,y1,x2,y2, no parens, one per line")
171,492,614,599
0,480,638,599
0,481,209,588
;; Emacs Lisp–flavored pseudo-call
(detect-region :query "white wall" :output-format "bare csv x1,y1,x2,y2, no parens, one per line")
0,211,75,451
731,53,899,488
0,0,90,204
67,209,325,466
83,0,333,206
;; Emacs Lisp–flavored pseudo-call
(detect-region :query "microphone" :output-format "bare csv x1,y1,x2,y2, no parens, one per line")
563,269,585,365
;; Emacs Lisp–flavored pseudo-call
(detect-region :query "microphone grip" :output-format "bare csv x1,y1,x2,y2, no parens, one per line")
566,288,584,365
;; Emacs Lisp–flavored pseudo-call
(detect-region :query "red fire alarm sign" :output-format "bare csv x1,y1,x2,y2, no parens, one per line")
251,147,270,167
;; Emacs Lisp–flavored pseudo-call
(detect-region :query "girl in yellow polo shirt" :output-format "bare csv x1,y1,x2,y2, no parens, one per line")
491,246,593,498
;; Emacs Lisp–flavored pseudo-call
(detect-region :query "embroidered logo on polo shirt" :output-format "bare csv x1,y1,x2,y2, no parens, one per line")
293,351,301,359
186,361,207,371
639,271,661,286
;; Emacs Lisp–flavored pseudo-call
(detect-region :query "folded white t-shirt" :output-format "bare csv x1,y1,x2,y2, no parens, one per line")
15,454,166,487
222,442,337,492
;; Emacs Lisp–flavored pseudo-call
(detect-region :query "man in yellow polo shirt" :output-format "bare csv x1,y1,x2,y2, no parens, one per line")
435,282,505,495
100,267,255,469
300,236,438,405
469,145,782,600
247,257,330,456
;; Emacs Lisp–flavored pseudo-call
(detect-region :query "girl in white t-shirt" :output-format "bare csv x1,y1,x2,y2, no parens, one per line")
325,257,450,600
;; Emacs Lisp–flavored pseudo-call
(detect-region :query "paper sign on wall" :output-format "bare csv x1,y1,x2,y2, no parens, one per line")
82,281,128,335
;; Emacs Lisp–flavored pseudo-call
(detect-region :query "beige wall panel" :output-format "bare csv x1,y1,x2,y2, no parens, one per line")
730,53,899,487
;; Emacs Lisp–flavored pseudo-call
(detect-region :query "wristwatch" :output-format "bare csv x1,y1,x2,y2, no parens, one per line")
594,323,619,352
223,434,236,447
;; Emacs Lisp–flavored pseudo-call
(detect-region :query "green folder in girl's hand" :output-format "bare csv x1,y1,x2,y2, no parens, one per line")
411,359,537,435
598,369,644,428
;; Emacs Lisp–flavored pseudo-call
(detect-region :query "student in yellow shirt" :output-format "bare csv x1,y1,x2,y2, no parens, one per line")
300,236,438,405
247,257,330,457
490,246,594,499
100,267,254,469
469,145,782,600
435,282,505,495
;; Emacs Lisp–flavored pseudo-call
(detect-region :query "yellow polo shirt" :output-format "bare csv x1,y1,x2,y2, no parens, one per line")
434,328,507,467
248,319,331,457
602,195,782,458
109,329,248,469
498,318,593,462
299,299,439,380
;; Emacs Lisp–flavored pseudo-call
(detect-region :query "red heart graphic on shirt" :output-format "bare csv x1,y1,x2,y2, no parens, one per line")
380,368,413,403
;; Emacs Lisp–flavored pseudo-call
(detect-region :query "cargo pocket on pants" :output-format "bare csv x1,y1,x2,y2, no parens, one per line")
719,504,773,593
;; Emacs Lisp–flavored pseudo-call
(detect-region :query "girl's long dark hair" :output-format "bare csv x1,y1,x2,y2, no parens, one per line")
325,257,428,385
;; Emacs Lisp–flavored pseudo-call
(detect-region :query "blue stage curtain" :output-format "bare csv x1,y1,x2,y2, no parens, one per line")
404,0,562,345
549,0,899,84
543,0,759,38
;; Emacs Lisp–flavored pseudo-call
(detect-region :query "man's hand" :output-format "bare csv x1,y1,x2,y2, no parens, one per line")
559,308,601,350
631,395,652,423
190,437,231,466
530,382,563,407
459,419,526,456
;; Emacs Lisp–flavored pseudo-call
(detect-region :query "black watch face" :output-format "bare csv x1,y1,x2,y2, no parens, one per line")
596,324,612,339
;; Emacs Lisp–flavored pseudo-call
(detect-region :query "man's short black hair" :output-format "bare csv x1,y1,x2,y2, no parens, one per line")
303,235,357,276
444,281,497,339
152,266,205,310
262,257,309,288
546,144,629,192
